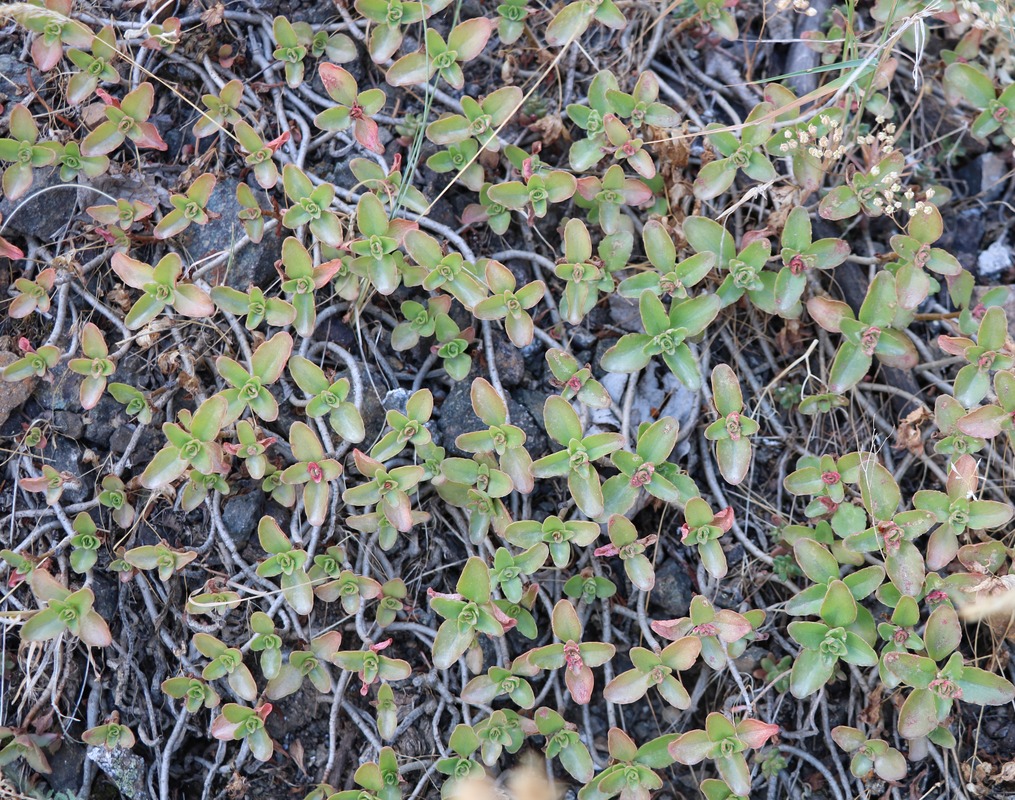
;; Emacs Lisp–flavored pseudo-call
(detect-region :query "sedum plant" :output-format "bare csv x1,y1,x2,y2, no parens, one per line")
343,449,424,533
603,636,700,707
594,515,658,591
0,105,57,201
884,604,1015,741
288,355,364,443
154,173,216,239
534,707,595,782
472,259,545,348
281,422,343,527
265,631,343,699
695,104,777,201
111,251,214,330
316,63,387,154
531,395,624,518
69,512,101,573
281,165,344,247
807,271,918,392
67,322,114,410
22,570,112,648
81,82,167,155
386,19,493,90
601,288,721,390
523,599,615,704
669,713,779,796
680,498,734,580
256,516,313,614
141,396,227,489
429,557,507,669
124,541,197,582
504,514,599,568
210,703,274,762
579,729,677,800
8,266,56,319
704,365,757,485
831,726,907,782
215,331,292,424
354,0,452,63
653,595,763,671
332,639,411,694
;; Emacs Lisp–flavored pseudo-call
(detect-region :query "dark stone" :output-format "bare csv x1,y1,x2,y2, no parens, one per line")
607,293,642,332
651,558,694,618
592,337,620,379
265,683,322,741
53,410,84,441
0,167,83,242
941,207,986,274
176,177,281,292
82,393,121,446
90,569,119,624
0,51,35,97
109,422,159,471
436,380,548,458
87,745,151,799
357,387,392,450
45,738,86,798
31,364,80,413
220,487,264,548
39,434,88,504
490,334,525,387
318,313,355,349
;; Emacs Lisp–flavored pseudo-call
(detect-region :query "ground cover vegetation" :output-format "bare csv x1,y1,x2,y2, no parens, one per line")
1,0,1015,798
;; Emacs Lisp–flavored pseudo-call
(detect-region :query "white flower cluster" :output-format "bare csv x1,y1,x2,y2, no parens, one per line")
957,0,1012,32
777,114,847,160
775,0,817,15
857,116,898,154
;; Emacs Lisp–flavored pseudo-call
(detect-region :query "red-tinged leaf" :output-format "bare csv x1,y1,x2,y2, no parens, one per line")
319,63,358,105
354,117,384,155
172,284,215,318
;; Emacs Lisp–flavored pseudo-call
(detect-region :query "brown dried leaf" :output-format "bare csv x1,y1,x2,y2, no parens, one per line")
528,114,565,147
859,683,884,728
894,406,931,456
201,3,226,28
290,738,306,775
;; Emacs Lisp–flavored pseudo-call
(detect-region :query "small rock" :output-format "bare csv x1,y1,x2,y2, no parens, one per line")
53,409,84,440
359,388,389,449
87,745,151,800
383,388,411,414
0,167,81,241
977,238,1012,280
0,350,35,426
979,152,1008,203
32,363,80,413
44,737,86,798
220,487,264,548
265,683,321,742
109,422,159,470
607,293,642,332
651,559,694,618
490,335,525,387
178,177,281,292
0,51,36,96
37,435,87,504
436,380,547,458
90,569,119,622
82,394,122,446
